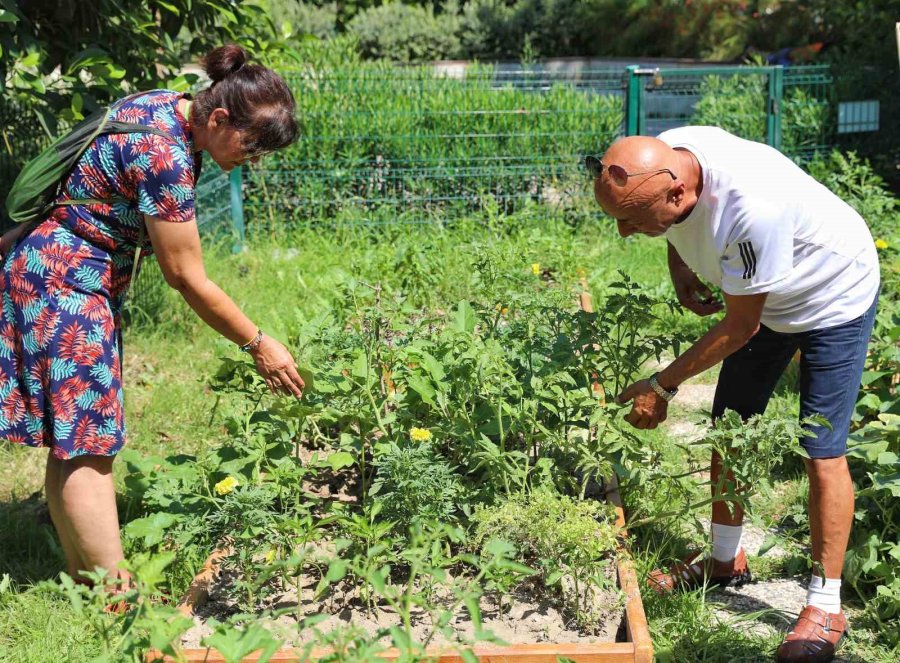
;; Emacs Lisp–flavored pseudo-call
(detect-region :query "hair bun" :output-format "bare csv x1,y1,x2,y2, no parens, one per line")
203,44,249,83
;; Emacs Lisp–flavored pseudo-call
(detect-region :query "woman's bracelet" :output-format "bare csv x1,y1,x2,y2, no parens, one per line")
239,329,264,353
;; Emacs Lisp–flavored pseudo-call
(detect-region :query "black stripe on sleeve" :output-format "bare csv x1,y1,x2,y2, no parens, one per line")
738,242,750,280
745,241,757,279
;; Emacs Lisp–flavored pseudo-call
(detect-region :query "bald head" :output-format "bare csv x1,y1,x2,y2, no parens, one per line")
596,136,680,208
591,136,699,238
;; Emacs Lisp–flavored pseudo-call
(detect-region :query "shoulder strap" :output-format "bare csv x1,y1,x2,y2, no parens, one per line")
102,120,177,143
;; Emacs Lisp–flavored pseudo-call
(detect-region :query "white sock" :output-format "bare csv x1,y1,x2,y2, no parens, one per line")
806,575,842,614
711,523,743,562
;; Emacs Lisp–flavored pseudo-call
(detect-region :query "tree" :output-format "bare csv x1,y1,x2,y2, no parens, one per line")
0,0,287,136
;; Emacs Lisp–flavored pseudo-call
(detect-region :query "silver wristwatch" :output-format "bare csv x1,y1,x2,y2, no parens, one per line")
649,372,678,402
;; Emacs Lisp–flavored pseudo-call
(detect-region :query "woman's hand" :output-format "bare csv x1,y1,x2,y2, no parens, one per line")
249,335,305,398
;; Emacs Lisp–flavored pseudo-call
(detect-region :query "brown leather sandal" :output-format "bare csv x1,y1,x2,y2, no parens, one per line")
775,605,847,663
648,547,752,595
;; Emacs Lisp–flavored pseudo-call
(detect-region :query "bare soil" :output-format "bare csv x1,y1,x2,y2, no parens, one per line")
180,557,624,650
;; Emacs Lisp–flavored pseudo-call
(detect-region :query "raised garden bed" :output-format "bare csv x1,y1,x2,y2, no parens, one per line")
136,278,670,663
148,476,651,662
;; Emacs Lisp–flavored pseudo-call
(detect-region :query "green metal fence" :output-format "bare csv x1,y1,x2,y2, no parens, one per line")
243,65,628,232
241,63,834,233
0,62,838,314
625,64,833,159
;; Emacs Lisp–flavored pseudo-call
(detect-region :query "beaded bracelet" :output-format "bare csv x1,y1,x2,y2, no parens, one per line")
239,329,263,353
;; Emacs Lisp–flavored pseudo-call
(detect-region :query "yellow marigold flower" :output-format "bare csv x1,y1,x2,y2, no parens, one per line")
409,427,433,443
214,476,239,496
875,239,889,250
531,262,541,275
501,307,509,315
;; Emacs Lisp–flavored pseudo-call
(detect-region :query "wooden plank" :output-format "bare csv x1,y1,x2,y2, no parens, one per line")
578,279,653,663
176,545,232,617
148,642,636,663
608,476,653,663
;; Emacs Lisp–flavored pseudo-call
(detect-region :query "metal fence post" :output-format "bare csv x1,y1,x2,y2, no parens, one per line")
766,65,784,151
229,166,245,252
625,65,642,136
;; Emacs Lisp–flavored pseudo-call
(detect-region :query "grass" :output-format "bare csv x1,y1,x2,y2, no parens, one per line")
0,213,896,662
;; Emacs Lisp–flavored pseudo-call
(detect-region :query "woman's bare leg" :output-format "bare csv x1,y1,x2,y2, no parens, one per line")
44,453,87,578
58,455,130,587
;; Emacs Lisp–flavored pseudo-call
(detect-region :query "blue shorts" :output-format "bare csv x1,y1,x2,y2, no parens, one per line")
712,295,878,459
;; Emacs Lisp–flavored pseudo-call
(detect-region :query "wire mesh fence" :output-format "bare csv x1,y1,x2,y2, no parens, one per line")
0,62,839,317
242,63,834,234
634,65,832,159
244,65,629,233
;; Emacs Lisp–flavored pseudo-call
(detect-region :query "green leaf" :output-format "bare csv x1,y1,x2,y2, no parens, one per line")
462,595,482,630
296,366,316,393
0,10,19,24
128,551,177,590
168,73,200,92
454,300,476,333
57,573,84,616
155,0,180,14
415,350,445,381
123,512,180,547
483,538,516,558
861,370,891,386
67,48,110,71
460,649,479,663
872,471,900,497
202,621,281,663
545,570,565,586
325,451,355,471
406,374,436,405
325,559,348,583
757,534,781,557
389,626,412,652
19,51,39,67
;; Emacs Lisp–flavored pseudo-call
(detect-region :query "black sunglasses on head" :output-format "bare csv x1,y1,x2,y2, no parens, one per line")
583,155,677,185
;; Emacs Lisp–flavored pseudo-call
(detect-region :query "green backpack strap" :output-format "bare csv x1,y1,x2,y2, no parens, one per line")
62,115,179,298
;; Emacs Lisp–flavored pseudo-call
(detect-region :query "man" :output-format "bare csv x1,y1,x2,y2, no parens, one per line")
590,127,879,663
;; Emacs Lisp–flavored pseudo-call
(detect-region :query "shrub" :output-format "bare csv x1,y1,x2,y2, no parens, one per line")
348,3,461,63
472,488,619,627
805,151,898,240
692,72,767,142
370,441,465,531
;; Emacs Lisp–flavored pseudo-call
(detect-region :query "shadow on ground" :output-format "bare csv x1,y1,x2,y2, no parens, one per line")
0,490,63,584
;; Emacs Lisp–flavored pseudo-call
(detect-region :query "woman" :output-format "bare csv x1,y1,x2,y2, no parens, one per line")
0,44,305,588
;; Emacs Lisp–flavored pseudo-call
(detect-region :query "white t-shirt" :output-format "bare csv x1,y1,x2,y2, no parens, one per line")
658,126,879,333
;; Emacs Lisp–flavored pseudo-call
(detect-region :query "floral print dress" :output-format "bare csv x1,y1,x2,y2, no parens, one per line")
0,90,198,459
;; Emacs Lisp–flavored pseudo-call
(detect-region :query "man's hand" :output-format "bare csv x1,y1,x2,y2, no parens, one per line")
616,379,668,429
671,267,722,316
668,241,722,316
